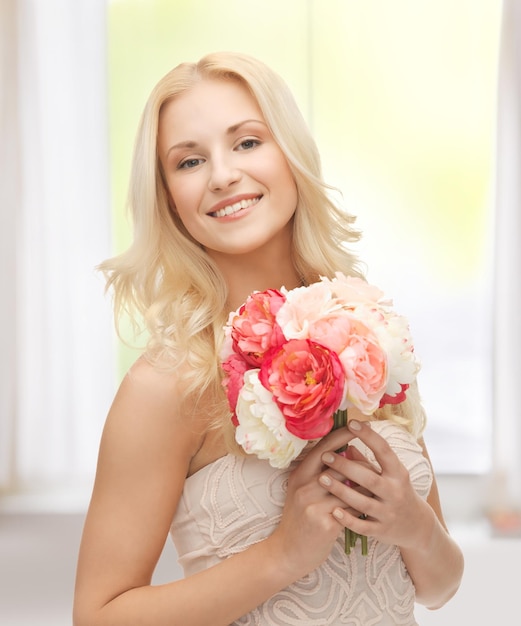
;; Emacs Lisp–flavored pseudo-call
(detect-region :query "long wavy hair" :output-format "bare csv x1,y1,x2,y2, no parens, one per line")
100,51,425,440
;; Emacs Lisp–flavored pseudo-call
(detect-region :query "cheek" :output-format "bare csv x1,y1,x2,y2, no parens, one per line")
278,166,298,209
287,177,298,206
275,156,297,199
259,154,297,205
168,180,199,220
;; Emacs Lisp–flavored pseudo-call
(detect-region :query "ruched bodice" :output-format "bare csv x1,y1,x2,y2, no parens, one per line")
170,420,433,625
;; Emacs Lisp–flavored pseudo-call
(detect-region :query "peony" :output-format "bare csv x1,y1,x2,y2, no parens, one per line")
371,312,420,398
326,273,387,307
229,289,286,366
222,353,250,425
235,369,307,468
259,339,345,440
220,318,234,361
277,281,342,340
337,318,389,414
221,275,421,470
380,383,409,407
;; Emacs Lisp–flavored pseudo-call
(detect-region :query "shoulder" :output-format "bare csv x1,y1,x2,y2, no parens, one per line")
101,355,204,474
117,354,183,403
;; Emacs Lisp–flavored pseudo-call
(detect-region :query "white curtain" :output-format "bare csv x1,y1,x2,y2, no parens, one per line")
0,0,114,499
492,0,521,510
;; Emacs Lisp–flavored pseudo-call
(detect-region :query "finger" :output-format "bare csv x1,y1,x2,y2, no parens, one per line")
296,426,356,480
318,471,379,527
342,445,369,464
321,452,374,495
339,446,379,476
331,506,374,534
322,445,381,487
319,453,374,499
319,472,380,521
321,448,384,502
348,420,403,476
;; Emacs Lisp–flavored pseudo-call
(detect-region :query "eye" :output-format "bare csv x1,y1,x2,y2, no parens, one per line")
178,157,204,170
236,138,261,151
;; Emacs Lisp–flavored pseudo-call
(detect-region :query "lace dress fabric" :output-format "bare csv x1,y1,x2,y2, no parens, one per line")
170,420,433,625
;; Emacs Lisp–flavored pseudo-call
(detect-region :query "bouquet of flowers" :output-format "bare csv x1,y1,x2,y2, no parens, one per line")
221,273,420,469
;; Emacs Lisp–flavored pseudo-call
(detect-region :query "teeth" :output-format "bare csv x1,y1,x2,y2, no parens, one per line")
212,197,260,218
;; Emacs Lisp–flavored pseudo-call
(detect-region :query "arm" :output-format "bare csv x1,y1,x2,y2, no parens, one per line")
73,358,359,626
319,419,464,610
401,438,464,609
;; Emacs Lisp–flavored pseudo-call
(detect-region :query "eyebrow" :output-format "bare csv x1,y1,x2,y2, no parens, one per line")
165,119,267,158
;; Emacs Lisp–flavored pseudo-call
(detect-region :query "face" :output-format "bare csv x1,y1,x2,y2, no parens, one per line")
157,79,298,261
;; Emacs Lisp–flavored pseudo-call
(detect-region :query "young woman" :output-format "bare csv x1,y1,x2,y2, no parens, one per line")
73,51,464,626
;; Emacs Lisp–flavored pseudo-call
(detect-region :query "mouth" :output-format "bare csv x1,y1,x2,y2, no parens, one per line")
208,195,262,218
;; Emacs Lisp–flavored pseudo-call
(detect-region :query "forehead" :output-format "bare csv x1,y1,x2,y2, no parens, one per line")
158,79,265,143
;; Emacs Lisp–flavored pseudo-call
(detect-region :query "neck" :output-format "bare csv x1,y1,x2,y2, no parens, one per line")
210,250,302,311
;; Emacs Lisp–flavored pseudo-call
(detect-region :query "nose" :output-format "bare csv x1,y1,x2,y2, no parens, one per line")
208,152,241,191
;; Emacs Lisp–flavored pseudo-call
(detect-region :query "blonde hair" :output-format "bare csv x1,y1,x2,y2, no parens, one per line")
100,51,425,439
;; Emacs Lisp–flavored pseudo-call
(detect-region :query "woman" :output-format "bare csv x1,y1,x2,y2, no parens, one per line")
73,51,464,625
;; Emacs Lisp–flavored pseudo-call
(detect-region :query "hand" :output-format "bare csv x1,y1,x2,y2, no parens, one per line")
337,445,377,518
319,420,429,550
268,425,357,579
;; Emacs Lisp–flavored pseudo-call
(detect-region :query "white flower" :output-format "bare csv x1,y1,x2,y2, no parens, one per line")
370,311,421,395
235,369,307,469
220,325,234,361
326,272,387,307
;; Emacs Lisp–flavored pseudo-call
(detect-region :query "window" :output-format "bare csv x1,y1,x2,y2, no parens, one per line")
309,2,501,474
109,0,502,476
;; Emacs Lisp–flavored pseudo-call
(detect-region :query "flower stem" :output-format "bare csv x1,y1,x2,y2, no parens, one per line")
334,408,348,453
333,409,351,554
332,408,368,557
361,534,368,556
345,529,352,554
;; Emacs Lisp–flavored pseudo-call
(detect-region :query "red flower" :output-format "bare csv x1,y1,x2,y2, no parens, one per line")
222,354,250,425
379,383,409,407
259,339,344,440
230,289,286,366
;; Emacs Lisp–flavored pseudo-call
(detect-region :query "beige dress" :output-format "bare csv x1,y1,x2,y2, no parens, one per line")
170,420,433,625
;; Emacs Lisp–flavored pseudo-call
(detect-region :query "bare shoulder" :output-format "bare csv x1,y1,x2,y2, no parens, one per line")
101,355,203,466
112,355,190,420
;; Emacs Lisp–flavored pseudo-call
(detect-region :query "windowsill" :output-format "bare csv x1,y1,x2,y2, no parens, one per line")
0,485,92,514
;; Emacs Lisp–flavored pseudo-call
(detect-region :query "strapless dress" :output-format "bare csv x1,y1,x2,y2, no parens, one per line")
170,420,433,625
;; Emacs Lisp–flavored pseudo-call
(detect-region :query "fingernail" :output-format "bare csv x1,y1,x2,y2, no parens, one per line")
319,474,332,486
322,452,335,464
349,419,362,431
333,508,344,520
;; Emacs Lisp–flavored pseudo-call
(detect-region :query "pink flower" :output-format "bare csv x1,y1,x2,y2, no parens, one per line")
337,318,389,414
277,281,341,340
259,339,344,440
230,289,286,366
222,354,250,425
306,316,355,355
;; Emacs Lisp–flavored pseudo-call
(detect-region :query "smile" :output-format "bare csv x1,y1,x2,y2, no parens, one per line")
209,196,261,218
